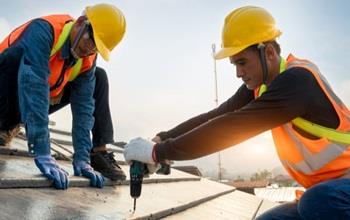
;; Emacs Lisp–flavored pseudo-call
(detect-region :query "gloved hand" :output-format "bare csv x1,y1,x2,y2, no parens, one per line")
34,155,69,190
73,160,104,188
124,137,156,165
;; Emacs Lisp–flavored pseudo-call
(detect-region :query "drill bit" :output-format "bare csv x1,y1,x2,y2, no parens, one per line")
133,198,136,212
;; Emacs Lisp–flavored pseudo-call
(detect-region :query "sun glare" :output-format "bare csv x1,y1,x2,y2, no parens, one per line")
251,145,265,154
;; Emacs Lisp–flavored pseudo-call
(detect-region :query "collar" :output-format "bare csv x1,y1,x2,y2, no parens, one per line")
258,56,287,97
60,38,77,66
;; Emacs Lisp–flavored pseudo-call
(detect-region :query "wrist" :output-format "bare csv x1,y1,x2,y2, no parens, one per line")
152,144,158,163
35,154,52,159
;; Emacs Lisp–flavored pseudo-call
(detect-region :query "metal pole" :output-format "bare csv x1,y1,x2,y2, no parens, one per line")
212,44,219,107
212,44,222,182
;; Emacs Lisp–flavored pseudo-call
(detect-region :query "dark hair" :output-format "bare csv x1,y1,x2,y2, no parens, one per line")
268,41,281,55
247,40,281,55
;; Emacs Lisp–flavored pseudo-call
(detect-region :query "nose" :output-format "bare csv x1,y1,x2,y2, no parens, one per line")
87,39,96,51
236,66,244,78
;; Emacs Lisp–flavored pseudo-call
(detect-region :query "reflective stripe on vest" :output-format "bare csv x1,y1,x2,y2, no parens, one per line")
50,21,83,82
281,123,349,174
256,56,350,144
255,54,350,188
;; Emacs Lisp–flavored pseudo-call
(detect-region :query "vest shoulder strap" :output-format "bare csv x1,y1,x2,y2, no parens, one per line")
50,21,73,57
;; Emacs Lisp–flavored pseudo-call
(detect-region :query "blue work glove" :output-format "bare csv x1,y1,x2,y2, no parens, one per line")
73,160,105,188
34,155,69,190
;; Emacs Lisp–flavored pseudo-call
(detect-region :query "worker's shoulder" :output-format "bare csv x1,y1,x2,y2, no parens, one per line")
270,67,318,93
278,67,316,84
284,66,314,77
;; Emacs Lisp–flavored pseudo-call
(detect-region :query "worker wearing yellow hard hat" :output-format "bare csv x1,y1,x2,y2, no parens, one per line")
124,6,350,219
0,3,126,190
214,6,281,59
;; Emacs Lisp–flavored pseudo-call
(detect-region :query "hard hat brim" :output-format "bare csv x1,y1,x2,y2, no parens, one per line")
86,4,112,62
94,34,110,61
214,45,247,60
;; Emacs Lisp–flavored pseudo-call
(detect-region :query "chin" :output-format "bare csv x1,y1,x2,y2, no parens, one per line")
78,53,89,58
245,84,255,90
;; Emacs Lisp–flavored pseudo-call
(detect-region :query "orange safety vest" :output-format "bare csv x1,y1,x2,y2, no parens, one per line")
0,15,96,98
255,54,350,188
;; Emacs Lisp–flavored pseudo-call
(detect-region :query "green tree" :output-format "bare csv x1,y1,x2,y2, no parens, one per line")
250,169,272,181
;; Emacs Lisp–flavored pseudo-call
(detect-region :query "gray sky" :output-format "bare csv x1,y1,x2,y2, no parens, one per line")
1,0,350,177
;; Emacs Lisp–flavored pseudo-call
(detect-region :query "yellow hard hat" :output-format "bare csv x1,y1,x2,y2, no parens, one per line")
214,6,281,60
85,3,126,61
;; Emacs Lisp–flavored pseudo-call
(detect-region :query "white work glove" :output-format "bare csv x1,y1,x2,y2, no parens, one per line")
124,137,156,164
124,137,160,174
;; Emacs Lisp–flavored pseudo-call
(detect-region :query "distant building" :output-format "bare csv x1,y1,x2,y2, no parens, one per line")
254,187,305,203
225,180,270,194
273,174,297,187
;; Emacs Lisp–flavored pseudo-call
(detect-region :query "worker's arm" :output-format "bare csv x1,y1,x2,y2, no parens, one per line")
155,68,318,161
156,84,254,141
16,19,53,156
15,19,69,189
70,64,104,188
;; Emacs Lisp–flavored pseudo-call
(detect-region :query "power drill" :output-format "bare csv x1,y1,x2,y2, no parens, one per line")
130,161,171,212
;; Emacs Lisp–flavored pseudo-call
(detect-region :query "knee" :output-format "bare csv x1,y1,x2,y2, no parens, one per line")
298,183,330,217
298,179,350,219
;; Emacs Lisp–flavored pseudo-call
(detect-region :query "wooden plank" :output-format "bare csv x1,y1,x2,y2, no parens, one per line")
254,199,279,218
166,190,265,220
0,179,234,220
0,154,200,188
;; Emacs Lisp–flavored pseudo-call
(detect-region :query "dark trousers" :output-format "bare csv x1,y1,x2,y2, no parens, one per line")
256,178,350,220
0,65,114,149
0,49,21,131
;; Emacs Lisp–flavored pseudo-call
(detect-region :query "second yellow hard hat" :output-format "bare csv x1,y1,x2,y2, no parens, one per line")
214,6,281,60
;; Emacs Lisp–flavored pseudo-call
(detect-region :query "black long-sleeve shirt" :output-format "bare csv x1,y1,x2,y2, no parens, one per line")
155,67,340,161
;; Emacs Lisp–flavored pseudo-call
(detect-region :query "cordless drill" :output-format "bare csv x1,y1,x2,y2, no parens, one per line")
130,161,171,212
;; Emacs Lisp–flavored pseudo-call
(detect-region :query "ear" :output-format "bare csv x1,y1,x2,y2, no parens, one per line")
265,43,276,61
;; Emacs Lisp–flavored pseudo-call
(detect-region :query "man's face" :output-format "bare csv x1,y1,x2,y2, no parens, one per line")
229,48,263,90
75,25,96,58
71,20,97,58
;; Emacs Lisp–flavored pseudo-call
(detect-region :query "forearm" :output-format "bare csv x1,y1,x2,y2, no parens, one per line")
71,68,96,162
155,107,290,161
18,56,51,155
155,88,309,161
